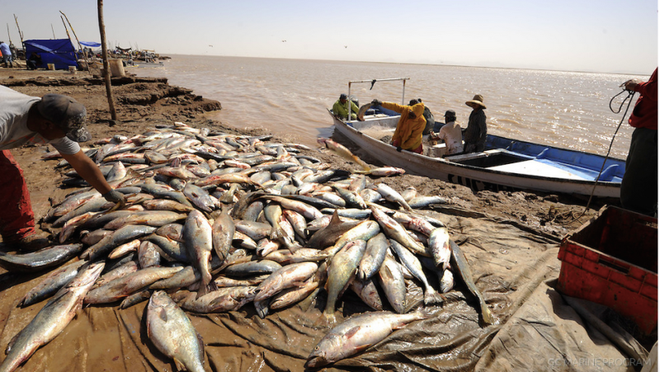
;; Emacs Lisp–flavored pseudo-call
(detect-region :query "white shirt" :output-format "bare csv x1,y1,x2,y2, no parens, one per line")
0,86,80,154
437,120,464,155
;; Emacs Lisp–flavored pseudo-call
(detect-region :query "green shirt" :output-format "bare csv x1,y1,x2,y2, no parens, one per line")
332,99,359,120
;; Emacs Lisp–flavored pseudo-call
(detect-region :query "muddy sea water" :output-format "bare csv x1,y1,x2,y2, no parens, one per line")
131,54,649,160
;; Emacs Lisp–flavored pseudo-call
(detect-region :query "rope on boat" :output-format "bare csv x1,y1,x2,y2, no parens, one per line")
566,87,636,224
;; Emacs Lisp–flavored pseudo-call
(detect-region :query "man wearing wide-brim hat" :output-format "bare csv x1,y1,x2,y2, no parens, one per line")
463,94,488,153
0,86,126,251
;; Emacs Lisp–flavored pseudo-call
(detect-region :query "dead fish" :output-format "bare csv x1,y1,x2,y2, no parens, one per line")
0,262,104,372
378,251,406,314
407,195,448,209
84,266,183,304
353,166,406,177
146,291,206,372
138,241,161,268
253,262,318,303
103,211,186,230
223,260,282,277
269,277,318,310
19,260,86,307
450,240,495,325
357,233,389,281
211,209,235,263
429,226,451,270
368,204,427,256
389,239,443,305
81,225,157,261
181,286,257,313
375,183,413,212
305,309,429,369
440,268,454,293
323,240,366,322
182,210,215,297
107,239,141,260
143,199,195,213
401,186,417,202
324,220,380,256
350,277,383,311
317,137,371,172
182,183,216,213
0,244,83,273
356,103,370,121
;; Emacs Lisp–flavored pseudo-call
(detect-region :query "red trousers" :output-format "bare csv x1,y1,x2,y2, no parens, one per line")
0,150,35,241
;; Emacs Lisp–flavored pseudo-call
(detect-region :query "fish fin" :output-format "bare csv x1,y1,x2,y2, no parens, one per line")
158,308,168,322
173,357,186,371
6,331,21,354
480,300,495,325
328,210,342,226
344,326,362,339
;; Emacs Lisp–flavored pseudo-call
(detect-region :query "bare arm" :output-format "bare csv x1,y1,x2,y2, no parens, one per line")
61,150,113,194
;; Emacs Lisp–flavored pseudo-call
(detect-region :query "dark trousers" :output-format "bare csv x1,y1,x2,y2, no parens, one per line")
620,127,658,216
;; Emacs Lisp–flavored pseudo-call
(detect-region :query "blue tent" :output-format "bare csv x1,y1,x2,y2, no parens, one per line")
24,39,77,70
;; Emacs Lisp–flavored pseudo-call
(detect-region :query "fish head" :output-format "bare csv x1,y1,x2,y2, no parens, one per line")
305,348,329,369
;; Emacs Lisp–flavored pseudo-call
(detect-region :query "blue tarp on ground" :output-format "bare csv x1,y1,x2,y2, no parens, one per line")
24,39,77,70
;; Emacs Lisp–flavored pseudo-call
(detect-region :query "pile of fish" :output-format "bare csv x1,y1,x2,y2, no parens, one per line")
0,122,494,371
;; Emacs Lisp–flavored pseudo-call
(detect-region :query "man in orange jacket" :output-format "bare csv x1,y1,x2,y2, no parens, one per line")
371,99,426,154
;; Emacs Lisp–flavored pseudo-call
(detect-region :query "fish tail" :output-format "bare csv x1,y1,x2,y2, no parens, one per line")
480,300,495,325
423,288,444,305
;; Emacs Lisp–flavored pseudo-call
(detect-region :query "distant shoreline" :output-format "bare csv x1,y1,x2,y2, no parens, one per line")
161,53,650,77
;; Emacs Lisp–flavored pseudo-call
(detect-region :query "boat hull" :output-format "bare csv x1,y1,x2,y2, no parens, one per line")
332,116,622,199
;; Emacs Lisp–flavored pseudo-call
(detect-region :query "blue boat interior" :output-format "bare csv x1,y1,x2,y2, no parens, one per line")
342,106,625,183
485,136,625,182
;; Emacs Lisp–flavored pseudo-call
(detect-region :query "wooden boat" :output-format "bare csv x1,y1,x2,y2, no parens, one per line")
329,78,625,198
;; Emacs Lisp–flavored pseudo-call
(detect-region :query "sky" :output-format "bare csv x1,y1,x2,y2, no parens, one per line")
0,0,657,75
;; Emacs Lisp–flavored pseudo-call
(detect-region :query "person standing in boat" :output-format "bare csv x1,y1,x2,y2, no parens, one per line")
620,68,657,217
430,110,463,156
463,94,488,153
371,99,426,154
332,93,360,120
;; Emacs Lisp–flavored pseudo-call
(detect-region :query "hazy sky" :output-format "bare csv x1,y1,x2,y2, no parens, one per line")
1,0,657,75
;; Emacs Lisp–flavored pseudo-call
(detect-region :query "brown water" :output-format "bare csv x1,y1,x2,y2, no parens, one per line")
131,54,649,159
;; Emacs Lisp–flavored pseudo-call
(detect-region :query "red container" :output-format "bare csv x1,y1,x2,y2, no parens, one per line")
557,206,657,335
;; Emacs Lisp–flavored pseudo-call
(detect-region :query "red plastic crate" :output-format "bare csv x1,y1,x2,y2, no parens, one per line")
557,206,657,335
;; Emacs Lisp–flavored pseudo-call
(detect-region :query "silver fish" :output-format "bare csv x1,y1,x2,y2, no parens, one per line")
146,291,206,372
0,262,104,372
305,310,428,369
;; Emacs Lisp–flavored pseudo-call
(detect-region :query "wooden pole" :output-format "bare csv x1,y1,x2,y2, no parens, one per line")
97,0,117,122
60,11,90,75
13,14,23,45
51,24,56,39
6,24,11,44
60,16,72,40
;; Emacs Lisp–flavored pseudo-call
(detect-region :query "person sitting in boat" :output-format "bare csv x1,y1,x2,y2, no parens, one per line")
430,110,463,156
332,93,360,120
371,99,426,154
463,94,487,153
